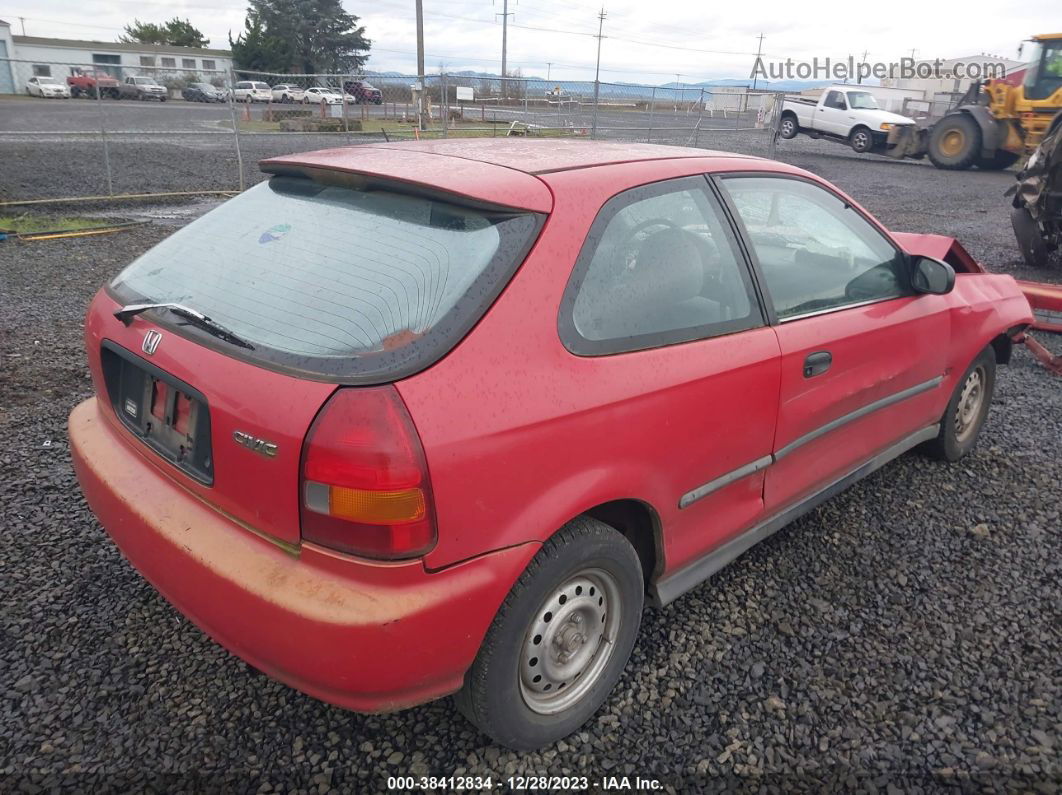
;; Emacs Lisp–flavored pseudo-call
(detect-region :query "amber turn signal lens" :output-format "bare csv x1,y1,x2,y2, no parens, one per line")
327,485,426,525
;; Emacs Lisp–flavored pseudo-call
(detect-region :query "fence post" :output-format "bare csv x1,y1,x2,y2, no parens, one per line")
691,88,706,148
227,68,246,192
591,78,601,139
95,80,114,196
647,86,656,143
768,91,782,159
341,73,351,138
441,72,448,138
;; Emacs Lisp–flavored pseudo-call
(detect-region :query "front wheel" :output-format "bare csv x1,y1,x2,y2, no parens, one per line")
928,113,981,170
923,347,996,462
849,126,873,154
455,517,644,750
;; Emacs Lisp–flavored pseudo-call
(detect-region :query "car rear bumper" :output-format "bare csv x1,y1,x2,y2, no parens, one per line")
69,397,538,713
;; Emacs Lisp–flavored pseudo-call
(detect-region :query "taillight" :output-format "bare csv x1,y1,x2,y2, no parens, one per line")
300,386,436,560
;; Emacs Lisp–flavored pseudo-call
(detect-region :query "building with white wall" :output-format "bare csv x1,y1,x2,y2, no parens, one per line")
880,55,1026,96
0,20,15,93
1,34,233,92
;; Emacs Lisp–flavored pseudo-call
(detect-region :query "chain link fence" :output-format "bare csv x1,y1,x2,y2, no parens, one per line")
0,58,786,203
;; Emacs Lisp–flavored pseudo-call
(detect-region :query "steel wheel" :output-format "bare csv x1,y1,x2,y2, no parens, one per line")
518,568,622,715
851,127,872,153
954,364,986,443
779,117,797,139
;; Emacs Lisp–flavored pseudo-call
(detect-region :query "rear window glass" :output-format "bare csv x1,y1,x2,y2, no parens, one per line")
110,176,542,382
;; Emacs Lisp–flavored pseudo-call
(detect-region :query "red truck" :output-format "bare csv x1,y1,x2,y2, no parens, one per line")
67,67,120,99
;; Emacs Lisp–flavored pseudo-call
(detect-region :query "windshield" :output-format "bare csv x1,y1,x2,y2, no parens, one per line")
133,77,155,85
38,77,59,84
110,176,542,381
252,82,269,89
846,91,879,109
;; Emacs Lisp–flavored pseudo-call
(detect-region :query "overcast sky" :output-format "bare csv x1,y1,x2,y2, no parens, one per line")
3,0,1053,83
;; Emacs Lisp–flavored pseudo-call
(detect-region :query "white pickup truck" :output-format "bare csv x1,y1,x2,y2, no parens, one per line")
778,86,916,155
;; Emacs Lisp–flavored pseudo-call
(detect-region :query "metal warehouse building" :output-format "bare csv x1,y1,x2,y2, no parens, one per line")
0,20,232,93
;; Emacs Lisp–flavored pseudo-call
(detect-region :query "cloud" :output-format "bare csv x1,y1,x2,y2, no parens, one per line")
11,0,1049,83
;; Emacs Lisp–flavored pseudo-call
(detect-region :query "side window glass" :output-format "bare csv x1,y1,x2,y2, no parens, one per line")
721,177,907,320
825,91,846,110
560,178,763,355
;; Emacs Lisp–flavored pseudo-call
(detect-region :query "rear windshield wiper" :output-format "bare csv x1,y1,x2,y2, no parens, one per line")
114,302,255,350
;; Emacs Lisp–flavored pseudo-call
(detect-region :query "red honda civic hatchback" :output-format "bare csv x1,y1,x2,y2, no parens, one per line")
70,140,1032,750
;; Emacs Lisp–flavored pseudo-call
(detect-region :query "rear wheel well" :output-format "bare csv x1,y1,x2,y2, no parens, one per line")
990,333,1013,365
582,499,661,589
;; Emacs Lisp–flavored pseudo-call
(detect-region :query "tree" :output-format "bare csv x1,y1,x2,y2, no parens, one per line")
228,12,288,73
121,17,210,48
229,0,370,74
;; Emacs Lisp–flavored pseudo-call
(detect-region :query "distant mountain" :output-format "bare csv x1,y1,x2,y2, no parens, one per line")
362,69,833,92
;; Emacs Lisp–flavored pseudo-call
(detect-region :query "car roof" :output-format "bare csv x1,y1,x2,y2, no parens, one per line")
261,140,772,213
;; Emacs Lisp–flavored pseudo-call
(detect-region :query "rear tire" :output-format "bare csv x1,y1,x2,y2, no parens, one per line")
977,150,1020,170
1011,206,1050,267
455,516,644,751
779,113,798,140
928,113,981,170
923,347,996,462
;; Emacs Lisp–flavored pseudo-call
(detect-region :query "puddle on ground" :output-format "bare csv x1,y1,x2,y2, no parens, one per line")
92,197,226,226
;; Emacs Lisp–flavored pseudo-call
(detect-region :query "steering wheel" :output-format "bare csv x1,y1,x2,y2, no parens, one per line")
608,217,682,273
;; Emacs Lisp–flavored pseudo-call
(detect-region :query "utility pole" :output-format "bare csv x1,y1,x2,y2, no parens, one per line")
751,33,765,90
546,62,552,81
415,0,425,130
590,8,606,139
19,16,26,36
496,0,514,83
857,49,868,83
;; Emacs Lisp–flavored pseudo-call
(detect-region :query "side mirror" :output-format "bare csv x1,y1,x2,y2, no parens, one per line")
910,255,955,295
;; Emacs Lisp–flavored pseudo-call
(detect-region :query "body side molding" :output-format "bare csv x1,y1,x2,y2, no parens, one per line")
653,424,940,607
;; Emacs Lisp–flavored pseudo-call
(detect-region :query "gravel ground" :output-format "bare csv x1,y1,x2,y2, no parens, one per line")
1,135,1060,792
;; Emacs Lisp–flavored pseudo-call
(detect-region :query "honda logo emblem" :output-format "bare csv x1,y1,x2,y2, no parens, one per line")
142,330,163,355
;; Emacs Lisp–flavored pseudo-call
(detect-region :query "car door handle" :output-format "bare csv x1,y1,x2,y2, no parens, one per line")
803,351,832,378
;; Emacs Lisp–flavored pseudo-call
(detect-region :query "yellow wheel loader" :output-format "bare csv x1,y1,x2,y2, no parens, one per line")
889,34,1062,170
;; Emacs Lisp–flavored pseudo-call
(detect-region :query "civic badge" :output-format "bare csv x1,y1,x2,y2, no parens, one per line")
142,330,163,355
233,430,279,458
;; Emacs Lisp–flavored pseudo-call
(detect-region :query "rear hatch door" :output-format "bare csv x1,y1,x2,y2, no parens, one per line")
92,169,544,546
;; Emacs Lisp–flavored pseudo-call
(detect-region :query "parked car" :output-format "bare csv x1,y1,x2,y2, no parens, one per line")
779,86,916,154
118,75,167,101
66,67,119,99
343,79,383,104
182,82,227,103
271,83,306,103
70,140,1033,751
25,76,71,98
233,81,272,103
302,86,345,105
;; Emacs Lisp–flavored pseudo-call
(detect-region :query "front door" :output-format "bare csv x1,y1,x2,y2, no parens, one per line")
554,175,781,572
718,174,951,512
816,90,850,136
